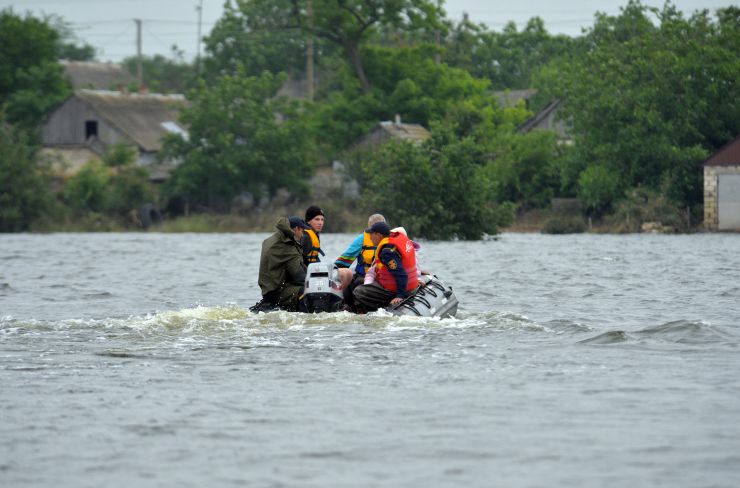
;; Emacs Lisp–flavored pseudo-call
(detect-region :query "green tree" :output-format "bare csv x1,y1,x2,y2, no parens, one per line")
536,1,740,210
236,0,443,93
122,47,196,93
0,9,70,130
445,16,580,90
162,70,314,209
0,121,52,231
358,130,513,240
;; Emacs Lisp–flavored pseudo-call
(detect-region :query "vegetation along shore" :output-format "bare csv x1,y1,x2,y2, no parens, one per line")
2,1,738,237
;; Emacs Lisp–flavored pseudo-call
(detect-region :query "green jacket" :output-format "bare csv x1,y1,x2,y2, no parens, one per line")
258,217,306,296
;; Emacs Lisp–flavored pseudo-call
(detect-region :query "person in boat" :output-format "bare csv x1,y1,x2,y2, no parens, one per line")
334,213,386,309
255,216,310,311
302,205,325,266
363,226,425,285
353,222,419,312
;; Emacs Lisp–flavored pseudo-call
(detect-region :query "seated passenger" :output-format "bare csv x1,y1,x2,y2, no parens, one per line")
353,222,419,312
302,205,325,265
255,216,310,311
334,213,386,308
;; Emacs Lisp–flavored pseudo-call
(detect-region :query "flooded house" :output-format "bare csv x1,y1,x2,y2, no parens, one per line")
40,89,188,181
704,135,740,231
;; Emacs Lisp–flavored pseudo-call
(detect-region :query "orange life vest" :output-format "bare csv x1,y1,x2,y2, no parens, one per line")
374,232,418,292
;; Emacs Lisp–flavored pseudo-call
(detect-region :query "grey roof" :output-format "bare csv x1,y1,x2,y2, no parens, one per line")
377,121,431,143
76,89,188,152
61,61,136,90
518,99,563,134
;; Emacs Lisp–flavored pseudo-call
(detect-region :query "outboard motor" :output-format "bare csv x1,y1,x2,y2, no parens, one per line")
302,262,345,313
388,275,458,318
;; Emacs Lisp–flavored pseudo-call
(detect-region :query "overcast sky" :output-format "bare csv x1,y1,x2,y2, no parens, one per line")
1,0,733,62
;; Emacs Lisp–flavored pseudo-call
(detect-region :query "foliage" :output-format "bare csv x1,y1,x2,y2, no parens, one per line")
607,186,691,232
62,145,153,217
122,47,197,93
49,15,97,61
162,70,315,210
483,130,565,208
233,0,443,92
0,9,70,130
202,2,311,80
0,122,52,232
577,164,622,216
358,131,514,240
536,1,740,210
444,16,581,90
63,161,111,213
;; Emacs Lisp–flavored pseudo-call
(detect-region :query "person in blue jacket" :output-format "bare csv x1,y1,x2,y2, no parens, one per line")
334,213,386,310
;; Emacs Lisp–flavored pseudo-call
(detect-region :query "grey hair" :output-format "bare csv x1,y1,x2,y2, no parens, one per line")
367,213,386,227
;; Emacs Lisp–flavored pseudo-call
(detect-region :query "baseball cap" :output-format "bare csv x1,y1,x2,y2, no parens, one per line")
365,221,391,236
288,216,311,229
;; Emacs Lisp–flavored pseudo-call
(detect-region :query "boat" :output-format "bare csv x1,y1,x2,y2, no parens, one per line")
301,262,458,318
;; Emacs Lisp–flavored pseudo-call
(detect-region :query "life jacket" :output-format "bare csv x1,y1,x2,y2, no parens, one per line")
374,232,418,292
305,229,324,263
356,231,377,276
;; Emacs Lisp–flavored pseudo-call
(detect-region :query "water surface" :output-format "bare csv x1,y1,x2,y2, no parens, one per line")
1,232,739,487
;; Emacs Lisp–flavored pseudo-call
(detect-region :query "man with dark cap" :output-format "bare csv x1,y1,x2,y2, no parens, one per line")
353,221,419,312
253,216,310,312
302,205,325,265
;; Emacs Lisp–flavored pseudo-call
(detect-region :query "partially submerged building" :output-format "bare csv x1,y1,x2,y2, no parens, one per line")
704,135,740,231
41,89,188,181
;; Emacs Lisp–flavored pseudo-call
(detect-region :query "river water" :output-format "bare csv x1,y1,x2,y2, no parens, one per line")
1,232,739,487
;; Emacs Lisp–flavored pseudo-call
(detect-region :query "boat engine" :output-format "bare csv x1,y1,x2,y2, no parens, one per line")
302,262,345,313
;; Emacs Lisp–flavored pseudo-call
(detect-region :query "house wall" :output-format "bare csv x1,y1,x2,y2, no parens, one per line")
704,165,740,230
41,97,128,147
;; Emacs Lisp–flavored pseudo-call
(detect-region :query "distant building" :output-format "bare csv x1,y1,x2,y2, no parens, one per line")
61,60,136,90
703,135,740,230
40,89,188,181
493,89,571,142
351,115,431,151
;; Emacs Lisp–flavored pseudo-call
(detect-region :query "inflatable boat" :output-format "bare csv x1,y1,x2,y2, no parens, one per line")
301,262,458,318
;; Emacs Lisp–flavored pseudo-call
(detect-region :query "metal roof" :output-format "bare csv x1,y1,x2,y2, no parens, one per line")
378,121,431,143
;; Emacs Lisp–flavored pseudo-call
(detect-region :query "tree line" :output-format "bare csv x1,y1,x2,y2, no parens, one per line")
1,1,738,237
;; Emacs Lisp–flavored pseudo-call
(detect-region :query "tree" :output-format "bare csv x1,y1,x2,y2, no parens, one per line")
358,129,513,240
122,47,197,94
0,9,70,130
162,70,315,209
202,1,310,80
444,16,580,90
536,1,740,211
0,121,51,231
234,0,443,93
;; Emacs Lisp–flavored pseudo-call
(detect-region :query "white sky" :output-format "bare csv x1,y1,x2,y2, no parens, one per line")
1,0,733,62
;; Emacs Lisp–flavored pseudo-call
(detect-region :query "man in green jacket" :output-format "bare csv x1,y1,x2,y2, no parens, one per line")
255,216,310,311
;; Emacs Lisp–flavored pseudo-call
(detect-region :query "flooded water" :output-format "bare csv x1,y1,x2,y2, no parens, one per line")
1,232,739,487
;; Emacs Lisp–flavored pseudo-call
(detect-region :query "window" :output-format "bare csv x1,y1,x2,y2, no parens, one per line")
85,120,98,139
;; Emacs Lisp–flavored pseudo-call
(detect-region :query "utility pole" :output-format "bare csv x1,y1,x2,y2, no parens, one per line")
195,0,203,77
135,18,143,85
306,0,314,101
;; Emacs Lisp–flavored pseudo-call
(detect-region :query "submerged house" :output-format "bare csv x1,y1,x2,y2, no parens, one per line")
40,89,188,181
704,135,740,231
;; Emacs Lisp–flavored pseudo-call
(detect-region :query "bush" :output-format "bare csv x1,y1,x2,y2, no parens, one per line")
577,164,621,215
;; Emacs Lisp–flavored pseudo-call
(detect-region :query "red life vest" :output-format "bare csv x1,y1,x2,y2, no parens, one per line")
375,232,418,292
